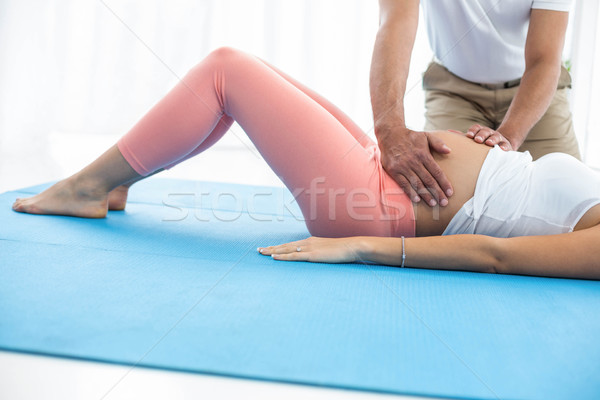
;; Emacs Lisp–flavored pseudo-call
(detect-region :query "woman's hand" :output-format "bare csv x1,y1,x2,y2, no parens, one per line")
258,236,365,263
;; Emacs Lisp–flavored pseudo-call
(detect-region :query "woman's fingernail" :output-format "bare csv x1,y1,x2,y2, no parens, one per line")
446,189,453,196
440,198,448,207
429,199,437,206
413,196,420,202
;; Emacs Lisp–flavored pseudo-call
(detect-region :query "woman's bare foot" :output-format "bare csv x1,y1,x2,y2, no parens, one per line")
12,177,109,218
107,185,129,211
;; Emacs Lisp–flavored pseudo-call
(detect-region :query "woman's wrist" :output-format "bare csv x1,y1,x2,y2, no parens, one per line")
354,236,410,267
353,236,376,263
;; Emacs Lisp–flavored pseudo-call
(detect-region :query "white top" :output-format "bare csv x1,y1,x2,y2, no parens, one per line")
420,0,572,84
442,146,600,238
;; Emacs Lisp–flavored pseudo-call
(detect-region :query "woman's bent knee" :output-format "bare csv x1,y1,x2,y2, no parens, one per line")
201,46,247,69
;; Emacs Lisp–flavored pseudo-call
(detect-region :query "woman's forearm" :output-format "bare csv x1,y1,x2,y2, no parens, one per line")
358,235,501,273
357,226,600,280
265,226,600,279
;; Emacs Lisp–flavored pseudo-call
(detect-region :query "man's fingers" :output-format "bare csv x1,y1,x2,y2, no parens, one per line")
394,156,452,206
413,163,449,207
485,134,500,146
380,128,454,207
467,125,494,144
410,173,437,206
474,129,492,143
428,133,451,154
499,141,512,151
423,157,453,200
466,126,515,151
483,133,513,150
466,124,482,138
396,174,421,203
404,158,439,206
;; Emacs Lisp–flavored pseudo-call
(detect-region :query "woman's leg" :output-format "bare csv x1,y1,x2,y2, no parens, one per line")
12,144,141,218
106,168,163,210
160,56,374,169
108,56,374,210
14,47,408,236
106,115,233,210
257,57,374,149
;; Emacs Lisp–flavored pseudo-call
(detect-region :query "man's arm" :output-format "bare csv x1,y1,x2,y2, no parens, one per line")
468,9,569,150
370,0,453,207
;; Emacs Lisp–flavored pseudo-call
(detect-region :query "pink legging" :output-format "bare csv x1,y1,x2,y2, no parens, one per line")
117,47,415,238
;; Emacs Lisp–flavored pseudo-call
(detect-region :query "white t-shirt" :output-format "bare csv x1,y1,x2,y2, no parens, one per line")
420,0,572,84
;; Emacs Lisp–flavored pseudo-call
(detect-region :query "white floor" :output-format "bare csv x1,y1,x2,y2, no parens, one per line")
0,350,432,400
0,131,440,400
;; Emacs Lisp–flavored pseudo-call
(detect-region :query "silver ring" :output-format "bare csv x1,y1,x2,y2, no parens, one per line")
296,246,302,252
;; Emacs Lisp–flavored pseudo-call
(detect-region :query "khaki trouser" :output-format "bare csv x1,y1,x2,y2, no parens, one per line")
422,62,581,160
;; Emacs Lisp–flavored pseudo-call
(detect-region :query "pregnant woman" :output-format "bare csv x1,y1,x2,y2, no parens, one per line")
11,47,600,279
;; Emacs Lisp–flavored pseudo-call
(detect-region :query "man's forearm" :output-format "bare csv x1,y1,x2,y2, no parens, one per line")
497,60,561,149
370,0,419,138
368,1,452,207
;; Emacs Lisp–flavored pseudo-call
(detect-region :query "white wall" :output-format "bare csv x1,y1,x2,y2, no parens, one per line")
569,0,600,168
0,0,596,194
0,0,430,193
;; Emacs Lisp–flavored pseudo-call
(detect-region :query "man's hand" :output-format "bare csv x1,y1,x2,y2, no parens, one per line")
377,125,453,207
466,124,514,151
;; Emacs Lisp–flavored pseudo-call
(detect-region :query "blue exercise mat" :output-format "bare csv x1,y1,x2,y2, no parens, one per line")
1,178,599,400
